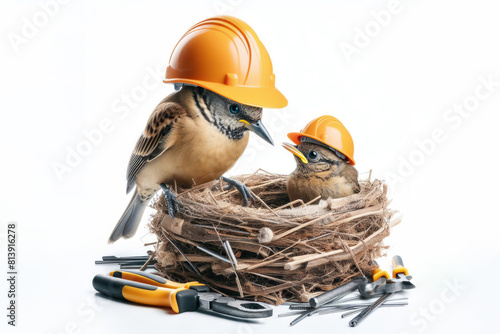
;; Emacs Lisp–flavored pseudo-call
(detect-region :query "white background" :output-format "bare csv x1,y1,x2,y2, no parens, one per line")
1,0,499,333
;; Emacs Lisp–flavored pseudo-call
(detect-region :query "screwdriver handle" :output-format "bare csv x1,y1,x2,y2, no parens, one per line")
92,274,199,313
309,277,366,308
392,255,409,278
110,270,209,292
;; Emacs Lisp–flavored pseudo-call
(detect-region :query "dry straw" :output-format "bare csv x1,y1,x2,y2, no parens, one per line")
149,169,398,305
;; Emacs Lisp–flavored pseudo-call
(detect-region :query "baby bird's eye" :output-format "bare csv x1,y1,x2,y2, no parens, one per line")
308,150,318,160
229,104,240,114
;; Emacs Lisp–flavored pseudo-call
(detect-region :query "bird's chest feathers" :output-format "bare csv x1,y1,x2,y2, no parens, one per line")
169,121,249,185
191,124,249,166
287,170,349,202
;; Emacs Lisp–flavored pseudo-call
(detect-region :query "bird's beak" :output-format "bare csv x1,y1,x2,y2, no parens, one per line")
282,142,308,164
239,119,274,145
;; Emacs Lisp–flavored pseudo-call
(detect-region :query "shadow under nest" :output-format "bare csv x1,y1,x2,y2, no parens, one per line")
149,169,397,305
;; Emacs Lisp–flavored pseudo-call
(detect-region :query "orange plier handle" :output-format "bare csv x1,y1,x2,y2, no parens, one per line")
391,255,409,278
92,270,209,313
372,256,411,281
372,260,390,282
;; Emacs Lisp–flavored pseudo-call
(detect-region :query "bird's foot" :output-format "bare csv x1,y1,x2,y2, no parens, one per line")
221,176,253,207
160,183,180,218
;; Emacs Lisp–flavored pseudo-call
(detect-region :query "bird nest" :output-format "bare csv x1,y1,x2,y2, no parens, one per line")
149,170,398,305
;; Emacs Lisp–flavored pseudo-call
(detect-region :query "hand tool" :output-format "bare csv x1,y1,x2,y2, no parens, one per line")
372,261,390,283
288,295,408,312
348,255,414,327
92,270,272,318
391,255,416,289
358,261,390,296
358,258,416,297
340,302,408,318
196,245,231,264
119,264,156,270
309,277,367,308
101,255,151,262
286,300,407,324
164,234,202,277
95,255,158,269
280,299,408,317
349,292,393,327
308,270,400,305
292,290,351,311
292,281,365,326
95,255,154,265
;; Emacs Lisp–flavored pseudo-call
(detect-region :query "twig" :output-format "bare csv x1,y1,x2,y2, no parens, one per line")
272,212,333,241
305,195,322,205
139,242,158,271
284,225,390,270
275,199,306,210
151,171,395,304
249,189,280,217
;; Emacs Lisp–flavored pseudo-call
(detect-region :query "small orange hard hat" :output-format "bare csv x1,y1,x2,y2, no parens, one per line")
164,16,287,109
287,115,356,165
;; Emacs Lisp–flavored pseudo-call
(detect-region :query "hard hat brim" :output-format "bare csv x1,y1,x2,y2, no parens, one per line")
164,78,288,109
287,132,356,165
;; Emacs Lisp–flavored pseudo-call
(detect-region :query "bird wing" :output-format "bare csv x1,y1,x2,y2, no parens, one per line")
126,101,186,193
343,165,360,192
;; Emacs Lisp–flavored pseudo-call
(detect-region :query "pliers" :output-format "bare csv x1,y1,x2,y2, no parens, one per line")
359,257,415,297
349,255,415,327
92,270,273,319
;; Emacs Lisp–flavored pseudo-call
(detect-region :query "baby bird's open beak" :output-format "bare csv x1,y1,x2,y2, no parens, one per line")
282,142,308,164
239,119,274,145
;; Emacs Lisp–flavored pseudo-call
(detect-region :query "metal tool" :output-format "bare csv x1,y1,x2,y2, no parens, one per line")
348,255,415,327
358,260,391,297
290,297,408,314
285,300,407,324
349,292,394,327
119,264,156,270
358,257,416,297
99,255,151,262
307,272,401,305
340,302,407,318
307,261,410,308
93,270,272,318
308,277,367,308
95,255,158,269
292,290,352,311
281,298,408,317
95,255,156,265
391,255,416,289
164,234,203,276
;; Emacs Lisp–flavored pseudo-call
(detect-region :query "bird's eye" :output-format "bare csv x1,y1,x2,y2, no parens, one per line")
308,150,318,160
229,104,240,114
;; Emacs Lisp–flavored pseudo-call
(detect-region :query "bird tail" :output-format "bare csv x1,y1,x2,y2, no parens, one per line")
108,189,148,243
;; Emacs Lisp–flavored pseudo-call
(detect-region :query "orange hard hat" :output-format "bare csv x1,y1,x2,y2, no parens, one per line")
164,16,287,109
287,115,356,165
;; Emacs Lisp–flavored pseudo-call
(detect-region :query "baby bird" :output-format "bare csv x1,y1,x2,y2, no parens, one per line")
109,85,275,242
282,115,360,203
283,141,359,202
